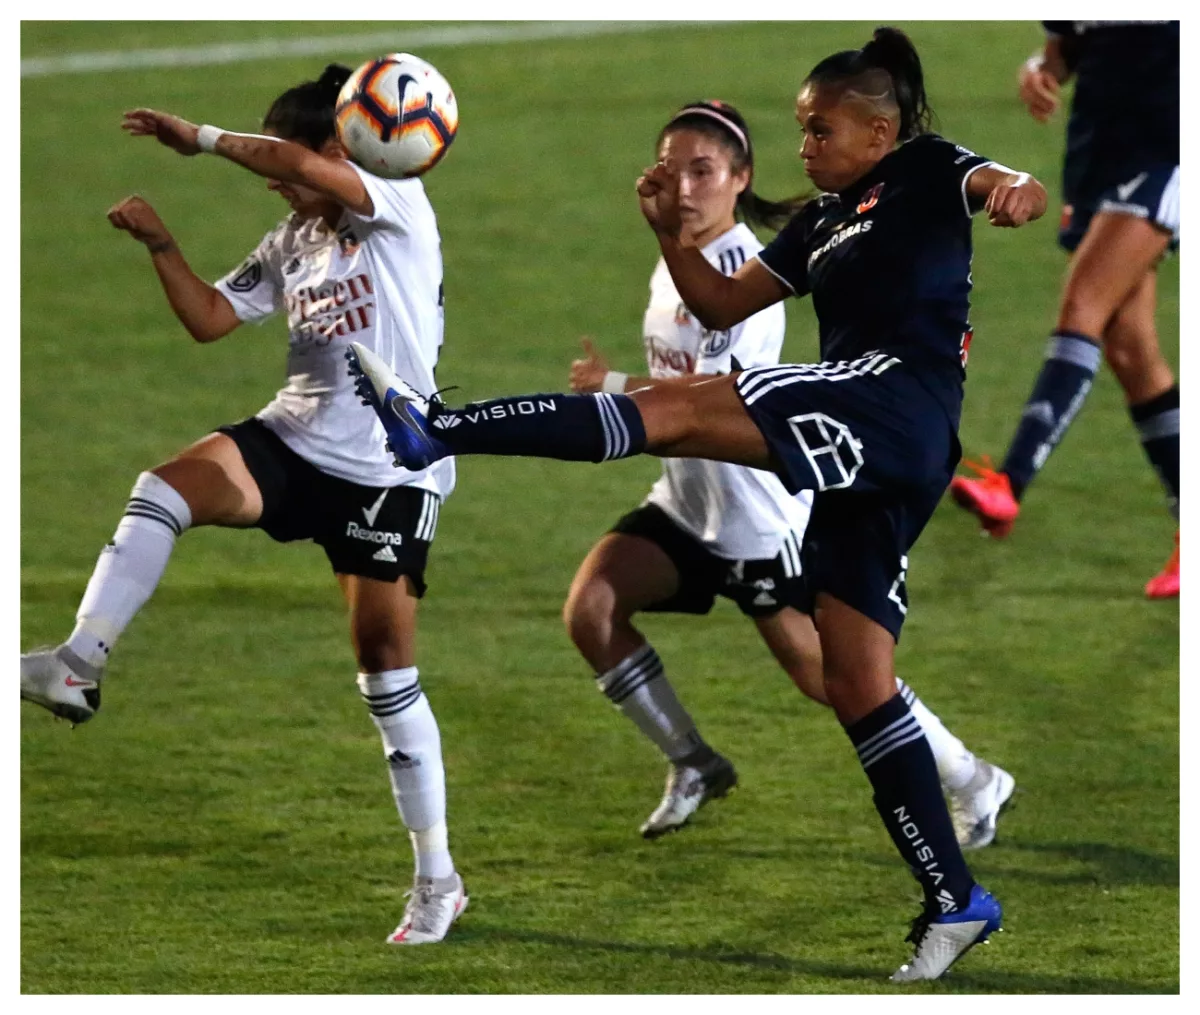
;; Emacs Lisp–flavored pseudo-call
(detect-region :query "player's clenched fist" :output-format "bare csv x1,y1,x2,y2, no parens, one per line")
637,160,684,238
569,338,610,393
1018,58,1061,123
984,177,1045,228
107,195,173,250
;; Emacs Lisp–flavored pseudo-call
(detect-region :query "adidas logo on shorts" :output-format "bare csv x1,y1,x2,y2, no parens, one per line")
373,545,398,563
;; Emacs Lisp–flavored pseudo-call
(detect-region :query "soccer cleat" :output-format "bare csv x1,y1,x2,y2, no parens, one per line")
949,457,1020,539
1145,532,1179,599
890,884,1003,982
386,872,468,945
949,760,1016,850
345,342,449,471
20,647,101,726
640,753,738,839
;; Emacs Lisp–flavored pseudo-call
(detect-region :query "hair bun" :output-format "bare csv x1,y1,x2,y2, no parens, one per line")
317,63,352,95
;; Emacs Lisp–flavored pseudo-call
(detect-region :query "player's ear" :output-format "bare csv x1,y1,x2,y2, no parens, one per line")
869,115,894,148
320,137,351,161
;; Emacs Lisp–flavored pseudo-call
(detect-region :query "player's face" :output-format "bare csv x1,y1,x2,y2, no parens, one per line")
659,129,749,244
794,83,891,192
263,131,339,219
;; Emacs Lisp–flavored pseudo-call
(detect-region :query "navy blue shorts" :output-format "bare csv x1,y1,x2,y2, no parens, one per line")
734,355,960,640
1060,162,1180,253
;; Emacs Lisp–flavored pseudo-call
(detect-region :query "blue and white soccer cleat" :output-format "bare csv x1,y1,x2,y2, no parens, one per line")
345,342,449,471
890,884,1003,982
20,647,101,726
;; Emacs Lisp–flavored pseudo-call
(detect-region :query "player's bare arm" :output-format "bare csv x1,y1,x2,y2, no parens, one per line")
121,108,374,217
107,194,240,343
637,162,788,330
967,164,1047,228
1018,35,1071,123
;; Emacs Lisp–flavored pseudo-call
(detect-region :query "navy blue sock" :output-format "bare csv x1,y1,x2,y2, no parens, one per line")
1130,385,1180,519
430,391,646,463
846,693,975,913
1002,331,1102,499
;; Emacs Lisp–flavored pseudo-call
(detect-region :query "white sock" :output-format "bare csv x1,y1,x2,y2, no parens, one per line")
896,677,978,791
65,472,192,676
596,644,706,764
358,667,454,879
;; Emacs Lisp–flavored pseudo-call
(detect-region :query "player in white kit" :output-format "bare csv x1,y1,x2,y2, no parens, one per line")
20,66,466,944
565,101,1013,845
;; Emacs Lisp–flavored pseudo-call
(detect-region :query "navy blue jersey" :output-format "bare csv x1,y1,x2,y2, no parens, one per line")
1043,21,1179,204
756,134,992,422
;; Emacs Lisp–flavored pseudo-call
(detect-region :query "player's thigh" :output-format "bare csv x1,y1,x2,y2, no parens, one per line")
338,573,420,673
151,432,264,527
753,606,827,705
630,374,772,468
565,532,684,631
1059,212,1172,336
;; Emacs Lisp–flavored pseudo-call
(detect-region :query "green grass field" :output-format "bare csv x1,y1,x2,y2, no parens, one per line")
21,21,1178,994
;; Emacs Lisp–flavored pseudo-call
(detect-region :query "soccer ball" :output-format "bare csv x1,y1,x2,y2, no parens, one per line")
335,53,458,179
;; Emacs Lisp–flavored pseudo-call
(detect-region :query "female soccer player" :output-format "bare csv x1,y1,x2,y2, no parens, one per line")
564,100,1011,849
20,66,467,945
949,21,1179,597
349,27,1046,979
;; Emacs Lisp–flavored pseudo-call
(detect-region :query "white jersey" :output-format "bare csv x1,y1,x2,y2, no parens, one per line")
643,223,813,561
215,164,455,496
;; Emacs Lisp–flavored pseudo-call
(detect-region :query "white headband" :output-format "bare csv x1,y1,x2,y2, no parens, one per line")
670,106,749,153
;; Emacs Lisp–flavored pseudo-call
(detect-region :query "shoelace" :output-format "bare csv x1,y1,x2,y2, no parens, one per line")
959,454,1003,481
401,885,442,934
904,907,936,949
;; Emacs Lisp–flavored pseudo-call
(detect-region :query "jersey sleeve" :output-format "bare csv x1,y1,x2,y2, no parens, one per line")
343,162,427,232
755,210,813,298
912,135,998,218
213,228,284,323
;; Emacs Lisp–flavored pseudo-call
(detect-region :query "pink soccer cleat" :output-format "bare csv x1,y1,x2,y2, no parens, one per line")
1145,532,1179,599
949,457,1021,539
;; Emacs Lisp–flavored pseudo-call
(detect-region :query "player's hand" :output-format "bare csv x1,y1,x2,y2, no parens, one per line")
107,195,174,249
985,176,1045,228
1017,58,1060,122
637,160,684,238
121,108,202,156
569,338,610,393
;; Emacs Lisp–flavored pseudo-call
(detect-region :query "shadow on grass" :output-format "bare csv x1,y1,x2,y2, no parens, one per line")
1005,841,1179,888
464,927,1174,993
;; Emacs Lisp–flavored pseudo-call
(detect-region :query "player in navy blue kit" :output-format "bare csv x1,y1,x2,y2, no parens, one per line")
950,21,1180,597
347,27,1046,980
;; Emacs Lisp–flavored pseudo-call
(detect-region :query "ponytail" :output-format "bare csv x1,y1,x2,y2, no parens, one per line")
263,63,353,149
805,26,935,141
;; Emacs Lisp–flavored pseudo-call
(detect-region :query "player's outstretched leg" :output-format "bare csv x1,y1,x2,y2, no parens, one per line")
346,342,768,472
21,471,194,725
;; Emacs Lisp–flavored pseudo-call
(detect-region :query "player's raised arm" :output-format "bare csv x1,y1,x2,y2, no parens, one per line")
965,164,1048,228
638,162,789,331
107,194,240,343
121,107,374,218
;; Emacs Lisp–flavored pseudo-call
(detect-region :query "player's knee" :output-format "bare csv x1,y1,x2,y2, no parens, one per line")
1057,279,1116,337
563,577,618,650
352,620,411,674
631,385,699,449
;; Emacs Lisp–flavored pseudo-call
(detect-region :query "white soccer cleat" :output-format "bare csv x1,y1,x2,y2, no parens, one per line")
20,647,101,726
640,753,738,839
386,872,468,945
949,760,1016,850
890,884,1003,982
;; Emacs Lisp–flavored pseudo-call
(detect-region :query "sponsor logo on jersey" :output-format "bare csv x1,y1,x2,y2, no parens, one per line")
646,336,696,375
807,220,873,269
856,182,884,214
674,302,691,326
285,272,376,347
372,545,398,563
346,521,403,545
959,328,974,368
227,257,263,292
283,256,303,275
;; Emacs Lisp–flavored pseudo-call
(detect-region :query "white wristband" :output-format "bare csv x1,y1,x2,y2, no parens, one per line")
600,371,629,394
197,124,223,153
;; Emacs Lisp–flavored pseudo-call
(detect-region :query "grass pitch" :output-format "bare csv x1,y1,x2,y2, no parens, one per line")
21,20,1178,994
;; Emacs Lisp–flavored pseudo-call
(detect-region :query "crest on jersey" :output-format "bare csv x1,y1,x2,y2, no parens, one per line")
227,258,262,292
337,224,361,255
674,302,691,326
857,183,884,215
700,329,731,357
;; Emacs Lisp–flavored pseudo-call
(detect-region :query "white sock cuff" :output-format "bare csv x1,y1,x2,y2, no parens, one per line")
358,666,422,720
128,471,193,534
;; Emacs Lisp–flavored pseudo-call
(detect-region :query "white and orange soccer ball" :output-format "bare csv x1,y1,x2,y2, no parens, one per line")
335,53,458,179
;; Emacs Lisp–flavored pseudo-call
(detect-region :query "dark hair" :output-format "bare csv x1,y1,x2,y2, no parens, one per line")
262,63,353,149
659,99,807,232
805,26,933,141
